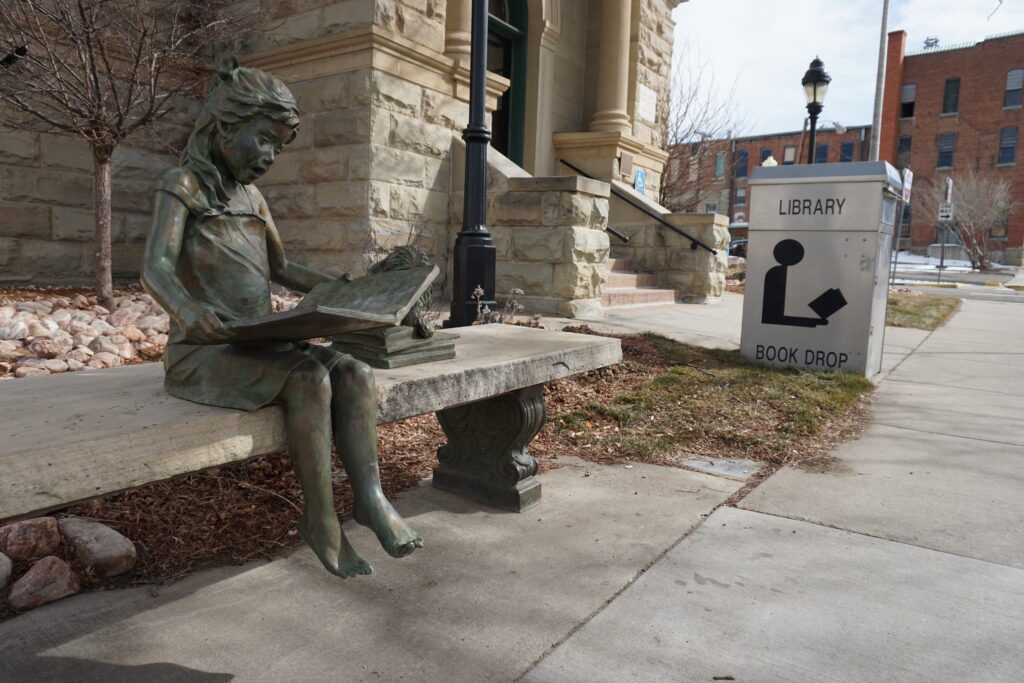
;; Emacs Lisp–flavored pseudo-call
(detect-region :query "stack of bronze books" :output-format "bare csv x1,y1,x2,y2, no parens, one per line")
331,326,458,369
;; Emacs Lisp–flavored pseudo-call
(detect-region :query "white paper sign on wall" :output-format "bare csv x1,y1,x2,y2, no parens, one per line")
638,84,657,123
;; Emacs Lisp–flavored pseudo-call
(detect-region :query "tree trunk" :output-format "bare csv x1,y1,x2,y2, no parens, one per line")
93,148,114,309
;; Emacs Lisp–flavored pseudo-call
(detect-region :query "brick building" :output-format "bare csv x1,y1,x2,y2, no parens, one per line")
667,125,871,236
879,29,1024,265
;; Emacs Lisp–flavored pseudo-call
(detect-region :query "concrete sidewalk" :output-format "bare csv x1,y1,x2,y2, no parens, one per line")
525,298,1024,681
2,298,1022,681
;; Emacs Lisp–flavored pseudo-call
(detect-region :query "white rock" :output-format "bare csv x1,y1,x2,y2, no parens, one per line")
120,325,147,342
90,319,116,335
26,322,51,338
0,305,14,318
0,341,22,362
14,366,49,378
66,358,85,371
150,333,169,346
71,332,96,347
136,315,169,333
66,347,94,362
107,308,138,328
40,359,69,373
58,517,137,578
0,321,28,340
115,341,136,360
15,301,52,315
72,294,91,309
91,305,110,316
89,335,120,356
50,308,72,323
89,351,122,368
28,338,71,359
69,319,98,334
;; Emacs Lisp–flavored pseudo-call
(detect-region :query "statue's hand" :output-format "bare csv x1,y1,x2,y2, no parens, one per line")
178,301,231,344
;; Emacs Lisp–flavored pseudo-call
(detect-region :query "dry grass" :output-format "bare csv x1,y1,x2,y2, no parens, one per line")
887,292,961,330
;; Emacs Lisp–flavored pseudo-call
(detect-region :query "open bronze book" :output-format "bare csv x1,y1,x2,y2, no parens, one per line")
220,265,439,344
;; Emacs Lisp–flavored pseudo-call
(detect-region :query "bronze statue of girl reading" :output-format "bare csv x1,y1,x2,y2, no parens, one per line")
142,58,422,578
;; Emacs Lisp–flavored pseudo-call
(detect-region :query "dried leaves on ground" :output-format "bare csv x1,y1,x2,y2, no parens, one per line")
1,323,873,618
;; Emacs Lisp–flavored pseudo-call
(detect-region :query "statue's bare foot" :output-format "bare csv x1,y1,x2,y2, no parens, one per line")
353,492,423,558
299,514,371,577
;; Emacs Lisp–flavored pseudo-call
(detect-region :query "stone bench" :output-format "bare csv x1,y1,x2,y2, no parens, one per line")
0,325,621,523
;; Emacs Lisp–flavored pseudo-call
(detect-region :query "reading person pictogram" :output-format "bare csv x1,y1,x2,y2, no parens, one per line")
762,238,847,327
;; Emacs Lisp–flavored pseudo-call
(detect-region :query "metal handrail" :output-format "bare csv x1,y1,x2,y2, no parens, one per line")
559,159,717,254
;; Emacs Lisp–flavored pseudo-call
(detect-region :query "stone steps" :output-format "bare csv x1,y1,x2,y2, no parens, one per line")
602,258,683,310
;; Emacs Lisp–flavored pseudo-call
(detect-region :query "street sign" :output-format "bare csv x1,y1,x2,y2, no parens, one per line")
901,168,913,202
938,201,954,221
634,168,646,195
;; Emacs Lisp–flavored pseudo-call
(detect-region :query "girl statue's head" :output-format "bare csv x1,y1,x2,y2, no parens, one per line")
183,55,299,206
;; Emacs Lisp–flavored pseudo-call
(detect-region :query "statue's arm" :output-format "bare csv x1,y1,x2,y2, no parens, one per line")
141,191,229,342
261,195,338,293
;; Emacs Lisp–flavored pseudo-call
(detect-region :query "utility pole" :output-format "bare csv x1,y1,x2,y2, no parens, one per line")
869,0,889,160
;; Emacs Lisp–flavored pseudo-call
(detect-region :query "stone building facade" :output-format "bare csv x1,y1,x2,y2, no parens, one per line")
0,0,729,314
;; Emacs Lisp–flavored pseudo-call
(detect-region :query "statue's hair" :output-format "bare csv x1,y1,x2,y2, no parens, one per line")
182,55,299,209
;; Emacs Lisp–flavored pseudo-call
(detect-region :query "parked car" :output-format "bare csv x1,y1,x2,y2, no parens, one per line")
728,239,748,258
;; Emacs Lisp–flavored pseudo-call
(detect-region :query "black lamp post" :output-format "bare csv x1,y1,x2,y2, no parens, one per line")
446,0,497,327
802,57,831,164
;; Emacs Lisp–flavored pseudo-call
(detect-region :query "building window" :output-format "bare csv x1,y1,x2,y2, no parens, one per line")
998,127,1018,164
705,203,718,213
736,150,748,177
815,143,829,164
937,132,956,168
735,188,747,206
1005,69,1023,108
714,151,725,179
897,136,912,168
900,83,916,117
942,78,960,114
487,0,527,165
760,147,772,163
899,203,913,239
840,141,854,162
783,145,796,165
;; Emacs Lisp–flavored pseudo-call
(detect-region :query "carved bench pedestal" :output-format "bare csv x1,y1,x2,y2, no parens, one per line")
433,384,545,512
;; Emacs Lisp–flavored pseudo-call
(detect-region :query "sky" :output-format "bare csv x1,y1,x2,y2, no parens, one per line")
672,0,1024,137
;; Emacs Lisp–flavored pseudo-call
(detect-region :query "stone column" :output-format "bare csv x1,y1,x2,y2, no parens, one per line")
589,0,633,134
444,0,472,66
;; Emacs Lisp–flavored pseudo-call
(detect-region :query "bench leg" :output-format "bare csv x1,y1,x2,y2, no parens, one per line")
433,384,544,512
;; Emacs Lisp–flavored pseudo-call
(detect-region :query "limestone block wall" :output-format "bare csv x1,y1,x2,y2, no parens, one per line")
0,128,176,284
609,183,730,302
451,175,611,318
630,0,674,150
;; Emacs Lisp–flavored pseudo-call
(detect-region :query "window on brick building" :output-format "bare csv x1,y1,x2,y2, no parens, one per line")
840,141,854,162
705,203,718,213
783,145,796,165
1005,69,1023,108
998,127,1018,164
737,150,748,177
735,188,746,206
815,143,828,164
937,132,956,168
714,151,725,179
900,83,916,117
899,203,912,239
760,147,772,163
897,136,912,168
942,78,960,114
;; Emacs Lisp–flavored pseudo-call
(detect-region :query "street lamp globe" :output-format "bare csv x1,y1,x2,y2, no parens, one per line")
802,57,831,108
802,57,832,163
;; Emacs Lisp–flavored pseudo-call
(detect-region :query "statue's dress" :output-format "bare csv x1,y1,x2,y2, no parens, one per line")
157,168,348,411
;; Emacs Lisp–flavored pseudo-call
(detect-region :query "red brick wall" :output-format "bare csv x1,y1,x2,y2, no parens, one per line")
880,30,1024,254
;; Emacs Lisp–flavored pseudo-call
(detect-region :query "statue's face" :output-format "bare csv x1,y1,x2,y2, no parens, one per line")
216,116,295,185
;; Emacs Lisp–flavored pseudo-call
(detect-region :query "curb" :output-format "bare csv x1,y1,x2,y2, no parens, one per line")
914,283,962,288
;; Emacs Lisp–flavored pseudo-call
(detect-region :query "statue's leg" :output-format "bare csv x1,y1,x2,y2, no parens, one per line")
279,358,372,578
329,357,423,558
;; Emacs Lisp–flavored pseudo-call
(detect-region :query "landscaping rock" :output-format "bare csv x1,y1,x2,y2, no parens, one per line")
66,347,94,363
0,517,60,560
40,359,69,373
26,322,51,338
13,366,49,378
7,556,80,610
121,325,147,342
0,552,11,591
58,517,137,578
29,338,72,358
66,358,85,372
89,335,120,356
89,351,122,368
107,307,138,328
71,332,96,347
0,320,28,340
136,315,169,333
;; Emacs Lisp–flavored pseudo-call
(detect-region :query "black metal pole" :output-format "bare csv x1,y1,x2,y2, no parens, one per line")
446,0,496,328
806,103,822,163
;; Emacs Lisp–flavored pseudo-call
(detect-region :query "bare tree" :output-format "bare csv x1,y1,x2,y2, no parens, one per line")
0,0,265,307
659,44,746,212
918,168,1015,270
